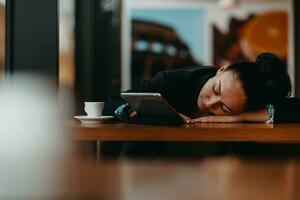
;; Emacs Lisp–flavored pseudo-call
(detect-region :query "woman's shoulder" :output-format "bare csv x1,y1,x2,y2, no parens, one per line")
163,65,217,78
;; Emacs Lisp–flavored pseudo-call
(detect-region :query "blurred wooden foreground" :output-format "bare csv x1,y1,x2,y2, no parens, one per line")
62,156,300,200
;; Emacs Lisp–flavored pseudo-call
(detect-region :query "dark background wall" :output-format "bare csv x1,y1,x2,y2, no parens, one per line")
5,0,58,79
4,0,299,105
294,0,300,98
75,0,121,115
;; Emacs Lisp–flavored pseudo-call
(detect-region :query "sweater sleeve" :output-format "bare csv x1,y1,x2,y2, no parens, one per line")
273,98,300,123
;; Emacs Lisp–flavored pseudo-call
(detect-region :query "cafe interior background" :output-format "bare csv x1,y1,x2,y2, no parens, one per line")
1,0,300,199
64,0,296,114
0,0,297,112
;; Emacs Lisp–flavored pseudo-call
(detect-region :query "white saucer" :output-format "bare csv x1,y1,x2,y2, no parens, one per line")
74,115,114,124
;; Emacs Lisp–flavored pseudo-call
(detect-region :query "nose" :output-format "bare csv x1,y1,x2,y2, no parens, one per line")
205,95,220,108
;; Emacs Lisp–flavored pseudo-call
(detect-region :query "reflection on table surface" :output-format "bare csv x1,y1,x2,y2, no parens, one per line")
64,156,300,200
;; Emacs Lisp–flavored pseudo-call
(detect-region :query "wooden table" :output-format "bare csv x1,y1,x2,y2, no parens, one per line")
66,123,300,199
71,122,300,142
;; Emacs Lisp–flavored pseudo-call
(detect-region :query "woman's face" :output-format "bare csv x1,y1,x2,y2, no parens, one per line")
197,67,247,116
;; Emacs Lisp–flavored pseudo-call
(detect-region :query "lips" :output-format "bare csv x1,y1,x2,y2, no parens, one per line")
198,96,206,111
200,101,206,110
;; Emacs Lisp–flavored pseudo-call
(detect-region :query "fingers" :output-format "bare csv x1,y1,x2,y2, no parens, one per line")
183,116,209,124
183,118,193,124
183,115,236,124
185,119,193,124
129,111,138,118
190,115,240,123
190,116,228,123
179,113,193,124
191,116,213,123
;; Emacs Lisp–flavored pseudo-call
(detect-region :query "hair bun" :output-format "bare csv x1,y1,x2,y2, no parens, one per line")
255,52,286,75
255,52,291,101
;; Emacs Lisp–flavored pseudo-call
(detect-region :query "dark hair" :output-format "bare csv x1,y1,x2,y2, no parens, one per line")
226,52,291,110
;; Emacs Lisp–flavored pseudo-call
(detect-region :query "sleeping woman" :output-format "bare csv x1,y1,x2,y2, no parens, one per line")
103,52,300,124
101,52,300,158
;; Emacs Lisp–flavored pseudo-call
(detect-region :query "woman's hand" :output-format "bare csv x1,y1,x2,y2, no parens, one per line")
128,110,138,118
179,113,192,123
190,108,270,123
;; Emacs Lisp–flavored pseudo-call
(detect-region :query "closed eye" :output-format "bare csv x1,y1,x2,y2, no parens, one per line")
221,104,231,114
213,84,219,95
218,80,234,114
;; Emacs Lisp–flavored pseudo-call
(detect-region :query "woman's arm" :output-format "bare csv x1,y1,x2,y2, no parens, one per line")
190,108,269,123
239,109,270,122
191,97,300,123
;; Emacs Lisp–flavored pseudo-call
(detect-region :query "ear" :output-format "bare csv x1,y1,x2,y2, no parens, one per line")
217,64,230,75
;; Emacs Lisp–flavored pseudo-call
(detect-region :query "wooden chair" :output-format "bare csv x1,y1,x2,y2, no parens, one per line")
131,20,199,87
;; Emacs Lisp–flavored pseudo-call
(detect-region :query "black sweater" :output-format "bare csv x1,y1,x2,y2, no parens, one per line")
103,66,300,123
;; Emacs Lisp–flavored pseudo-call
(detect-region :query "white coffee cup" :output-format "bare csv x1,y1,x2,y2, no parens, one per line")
84,102,105,118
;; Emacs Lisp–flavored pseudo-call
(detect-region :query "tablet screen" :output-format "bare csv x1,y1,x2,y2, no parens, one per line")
121,92,184,121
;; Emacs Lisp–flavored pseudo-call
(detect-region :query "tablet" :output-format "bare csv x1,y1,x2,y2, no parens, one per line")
120,92,184,122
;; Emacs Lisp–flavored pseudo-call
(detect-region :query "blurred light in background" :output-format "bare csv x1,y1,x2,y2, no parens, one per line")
59,0,75,87
218,0,240,9
0,74,70,199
